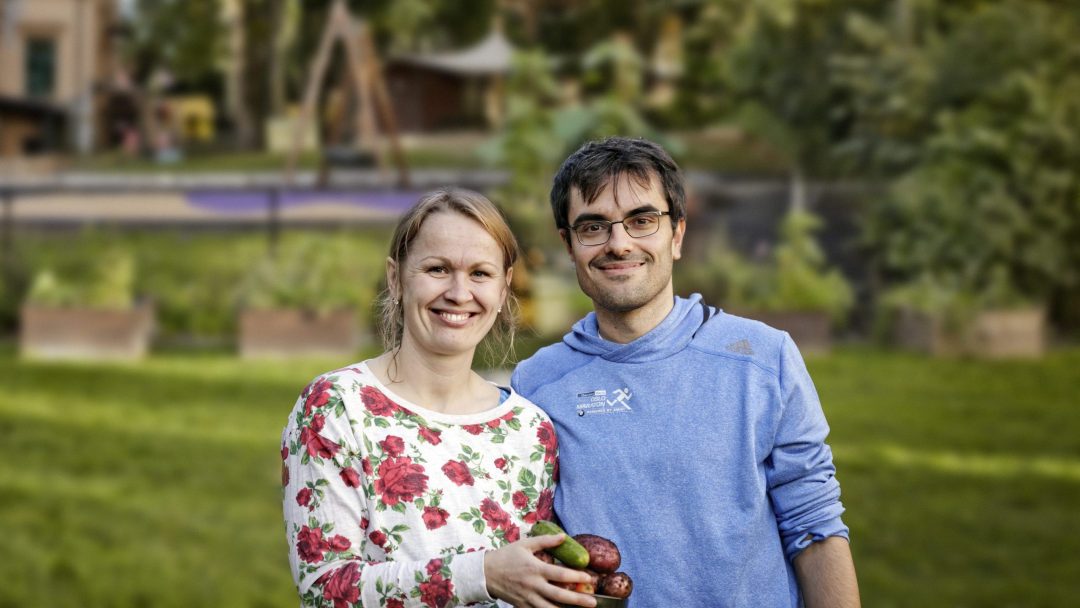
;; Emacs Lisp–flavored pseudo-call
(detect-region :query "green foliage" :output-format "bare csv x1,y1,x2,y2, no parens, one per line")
10,229,390,340
680,211,853,323
769,210,854,320
25,248,136,310
477,50,567,260
865,1,1080,313
236,234,386,316
3,349,1080,606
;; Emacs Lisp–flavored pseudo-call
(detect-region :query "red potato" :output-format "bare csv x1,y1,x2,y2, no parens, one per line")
572,534,622,573
599,572,634,599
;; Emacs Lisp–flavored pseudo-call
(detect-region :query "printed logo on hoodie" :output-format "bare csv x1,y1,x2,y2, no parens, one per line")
575,387,633,416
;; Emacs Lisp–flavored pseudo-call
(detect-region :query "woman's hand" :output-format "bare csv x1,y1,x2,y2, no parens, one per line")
485,534,598,608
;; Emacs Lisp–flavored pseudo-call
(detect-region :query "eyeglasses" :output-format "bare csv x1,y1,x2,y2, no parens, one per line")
570,211,672,246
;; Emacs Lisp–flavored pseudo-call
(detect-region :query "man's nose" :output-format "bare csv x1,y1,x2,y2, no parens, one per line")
604,221,634,255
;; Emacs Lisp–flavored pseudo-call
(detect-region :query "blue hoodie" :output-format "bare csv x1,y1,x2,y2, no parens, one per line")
511,294,848,607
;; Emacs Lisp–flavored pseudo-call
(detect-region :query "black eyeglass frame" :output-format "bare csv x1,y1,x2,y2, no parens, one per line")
569,210,672,246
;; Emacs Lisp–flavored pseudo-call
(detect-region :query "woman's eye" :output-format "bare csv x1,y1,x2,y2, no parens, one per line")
428,266,448,274
472,270,492,278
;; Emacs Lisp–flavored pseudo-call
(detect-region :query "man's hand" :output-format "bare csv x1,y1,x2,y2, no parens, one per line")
793,536,861,608
485,534,597,608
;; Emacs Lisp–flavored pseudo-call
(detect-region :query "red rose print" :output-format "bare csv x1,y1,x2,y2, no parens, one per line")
461,424,484,435
340,467,360,488
328,534,351,552
523,511,538,524
386,599,405,608
536,488,554,521
486,419,501,429
304,378,334,415
299,426,340,459
361,457,373,476
418,573,454,608
537,421,557,463
374,457,428,506
418,426,442,445
281,463,289,487
360,385,398,416
493,457,507,471
502,411,516,422
296,525,329,563
441,460,474,486
321,562,361,608
425,558,443,576
309,413,325,433
512,491,528,510
504,524,520,543
369,530,388,547
280,445,289,460
360,517,369,530
422,506,449,530
296,488,312,508
480,498,512,531
380,435,405,457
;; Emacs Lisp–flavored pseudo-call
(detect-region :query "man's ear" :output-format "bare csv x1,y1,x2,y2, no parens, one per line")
385,257,399,299
671,218,687,261
560,229,573,256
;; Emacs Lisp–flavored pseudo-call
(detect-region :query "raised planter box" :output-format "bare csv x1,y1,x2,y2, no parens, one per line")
891,309,964,357
238,308,363,359
892,307,1045,358
736,310,833,354
967,308,1046,358
20,303,155,360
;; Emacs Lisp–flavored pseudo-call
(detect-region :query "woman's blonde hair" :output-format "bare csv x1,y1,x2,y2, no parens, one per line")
377,187,520,365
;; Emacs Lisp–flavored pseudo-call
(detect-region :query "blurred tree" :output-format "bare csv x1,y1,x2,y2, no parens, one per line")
478,50,565,263
724,0,889,209
865,1,1080,317
129,0,224,88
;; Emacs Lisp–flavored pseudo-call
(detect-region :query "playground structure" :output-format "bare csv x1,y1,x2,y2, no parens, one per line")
284,0,409,188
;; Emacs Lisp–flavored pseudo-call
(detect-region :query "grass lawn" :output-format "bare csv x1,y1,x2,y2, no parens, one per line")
1,348,1078,606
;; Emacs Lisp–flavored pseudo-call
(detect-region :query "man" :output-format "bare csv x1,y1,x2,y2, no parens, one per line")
511,137,860,607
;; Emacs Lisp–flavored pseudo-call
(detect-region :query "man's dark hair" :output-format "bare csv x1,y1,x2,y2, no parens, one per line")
549,136,686,233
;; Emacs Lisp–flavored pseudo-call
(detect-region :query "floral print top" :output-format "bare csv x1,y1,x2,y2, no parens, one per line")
281,362,559,608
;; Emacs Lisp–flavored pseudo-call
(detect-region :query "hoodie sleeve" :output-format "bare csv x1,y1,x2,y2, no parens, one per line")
764,335,849,563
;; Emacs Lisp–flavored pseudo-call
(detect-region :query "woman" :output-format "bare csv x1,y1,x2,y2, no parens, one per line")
281,188,595,608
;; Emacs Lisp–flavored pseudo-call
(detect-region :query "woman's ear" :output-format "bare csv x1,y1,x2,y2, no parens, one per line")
385,257,399,300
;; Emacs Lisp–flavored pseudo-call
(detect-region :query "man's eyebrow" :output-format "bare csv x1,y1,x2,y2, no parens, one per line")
570,204,662,226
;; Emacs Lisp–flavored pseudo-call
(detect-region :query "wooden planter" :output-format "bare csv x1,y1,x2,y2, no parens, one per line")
892,307,1046,358
737,310,833,354
891,309,964,357
19,303,155,360
967,308,1046,358
238,308,363,359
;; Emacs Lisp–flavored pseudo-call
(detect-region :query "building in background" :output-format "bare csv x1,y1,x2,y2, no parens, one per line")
0,0,119,164
385,28,513,133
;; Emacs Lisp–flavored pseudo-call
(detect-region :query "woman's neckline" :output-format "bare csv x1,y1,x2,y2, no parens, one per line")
358,360,517,425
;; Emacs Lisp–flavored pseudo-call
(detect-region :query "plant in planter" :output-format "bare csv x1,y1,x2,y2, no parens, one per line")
20,249,154,360
679,211,853,353
740,210,853,353
880,271,1046,358
235,234,382,358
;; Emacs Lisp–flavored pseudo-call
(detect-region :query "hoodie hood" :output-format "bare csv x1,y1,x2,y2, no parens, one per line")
562,293,711,363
